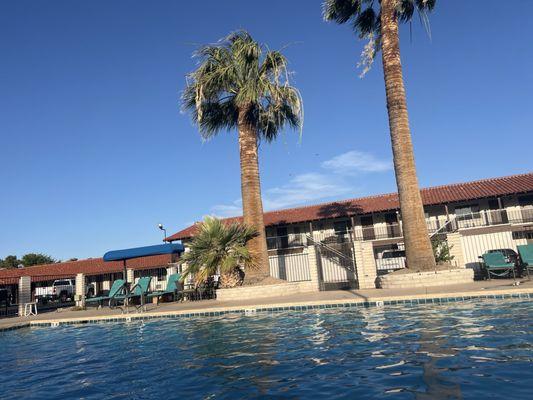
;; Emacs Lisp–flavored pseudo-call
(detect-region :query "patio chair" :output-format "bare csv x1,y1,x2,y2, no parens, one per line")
481,252,516,280
146,273,182,305
112,276,152,311
517,244,533,279
86,279,126,308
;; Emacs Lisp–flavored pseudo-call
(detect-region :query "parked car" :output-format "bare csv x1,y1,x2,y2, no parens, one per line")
35,279,95,303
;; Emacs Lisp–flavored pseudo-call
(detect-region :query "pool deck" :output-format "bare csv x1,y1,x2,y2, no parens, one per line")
2,279,533,332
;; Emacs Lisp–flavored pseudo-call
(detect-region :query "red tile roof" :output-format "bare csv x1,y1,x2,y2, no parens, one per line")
166,172,533,241
0,254,173,284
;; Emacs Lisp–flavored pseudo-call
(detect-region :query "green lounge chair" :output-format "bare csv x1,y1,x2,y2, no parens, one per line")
86,279,126,308
517,244,533,279
146,273,182,305
481,252,516,279
112,276,152,311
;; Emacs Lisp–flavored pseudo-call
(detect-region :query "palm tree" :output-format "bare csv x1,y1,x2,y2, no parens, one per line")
323,0,437,271
182,31,303,281
179,216,258,287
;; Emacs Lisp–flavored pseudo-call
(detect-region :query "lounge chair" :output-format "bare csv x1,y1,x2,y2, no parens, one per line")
517,244,533,279
481,252,516,279
146,273,182,305
112,276,152,311
86,279,126,308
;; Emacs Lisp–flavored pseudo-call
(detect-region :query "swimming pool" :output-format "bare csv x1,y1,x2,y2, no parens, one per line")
1,299,532,399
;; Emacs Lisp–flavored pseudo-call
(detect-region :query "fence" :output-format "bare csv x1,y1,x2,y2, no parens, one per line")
269,252,311,282
375,257,406,273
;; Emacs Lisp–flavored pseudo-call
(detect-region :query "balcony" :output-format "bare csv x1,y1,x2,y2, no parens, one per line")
455,207,533,229
267,234,306,251
355,219,451,241
264,207,533,250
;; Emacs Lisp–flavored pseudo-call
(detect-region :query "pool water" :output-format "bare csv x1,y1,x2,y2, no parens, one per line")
1,299,532,399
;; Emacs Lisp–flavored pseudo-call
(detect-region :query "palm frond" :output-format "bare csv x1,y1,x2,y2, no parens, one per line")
322,0,436,76
179,217,258,286
182,30,303,142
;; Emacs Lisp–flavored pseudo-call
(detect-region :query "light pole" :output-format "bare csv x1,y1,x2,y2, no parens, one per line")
158,223,167,241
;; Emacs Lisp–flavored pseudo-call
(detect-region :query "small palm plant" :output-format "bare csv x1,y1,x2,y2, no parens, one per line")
179,217,258,288
182,31,303,281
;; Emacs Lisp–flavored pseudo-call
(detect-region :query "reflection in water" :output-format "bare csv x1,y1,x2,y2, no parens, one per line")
416,314,463,400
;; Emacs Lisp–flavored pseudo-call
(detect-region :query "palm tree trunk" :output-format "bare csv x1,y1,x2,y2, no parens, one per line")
237,107,270,281
380,0,436,271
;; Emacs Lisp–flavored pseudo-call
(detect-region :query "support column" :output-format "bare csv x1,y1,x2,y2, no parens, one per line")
306,244,322,291
126,269,135,284
353,241,377,289
18,276,31,316
75,273,86,308
446,232,465,268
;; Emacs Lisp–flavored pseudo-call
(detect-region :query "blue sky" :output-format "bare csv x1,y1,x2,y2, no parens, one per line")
1,0,532,260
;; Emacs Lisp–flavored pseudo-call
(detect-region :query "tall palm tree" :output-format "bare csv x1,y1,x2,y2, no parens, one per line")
323,0,437,271
180,216,257,287
182,31,303,281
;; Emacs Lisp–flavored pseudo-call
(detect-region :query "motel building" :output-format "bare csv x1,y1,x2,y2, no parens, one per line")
167,173,533,293
1,172,532,315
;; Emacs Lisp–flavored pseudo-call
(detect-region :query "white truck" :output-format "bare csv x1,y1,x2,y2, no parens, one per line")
35,279,96,303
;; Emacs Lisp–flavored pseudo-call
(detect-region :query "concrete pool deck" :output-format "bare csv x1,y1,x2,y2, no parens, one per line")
2,278,533,332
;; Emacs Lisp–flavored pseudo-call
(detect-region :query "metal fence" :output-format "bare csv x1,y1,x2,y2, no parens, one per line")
269,252,311,282
309,232,357,284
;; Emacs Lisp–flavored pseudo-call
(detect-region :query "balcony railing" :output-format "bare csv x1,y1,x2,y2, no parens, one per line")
356,219,452,241
267,234,306,251
455,207,533,229
264,207,533,250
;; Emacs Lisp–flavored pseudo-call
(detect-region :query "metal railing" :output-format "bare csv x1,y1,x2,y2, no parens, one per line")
264,207,533,251
267,234,306,250
455,208,533,229
269,252,311,282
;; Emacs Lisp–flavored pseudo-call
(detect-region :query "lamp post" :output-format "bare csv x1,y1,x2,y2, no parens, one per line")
158,223,167,241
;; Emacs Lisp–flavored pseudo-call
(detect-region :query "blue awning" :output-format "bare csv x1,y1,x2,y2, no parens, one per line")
103,243,184,262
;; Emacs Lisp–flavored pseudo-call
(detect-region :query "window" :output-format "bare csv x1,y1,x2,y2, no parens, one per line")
518,195,533,207
455,204,480,216
334,220,351,235
455,204,480,228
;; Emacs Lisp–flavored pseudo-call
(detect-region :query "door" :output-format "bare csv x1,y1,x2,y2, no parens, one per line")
488,199,507,224
385,213,401,238
277,227,289,248
361,216,375,240
518,195,533,223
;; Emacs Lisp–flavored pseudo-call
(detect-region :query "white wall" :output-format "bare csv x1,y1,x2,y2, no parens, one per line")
460,231,516,269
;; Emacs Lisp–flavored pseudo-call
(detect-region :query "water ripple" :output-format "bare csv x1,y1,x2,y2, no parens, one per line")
1,298,532,399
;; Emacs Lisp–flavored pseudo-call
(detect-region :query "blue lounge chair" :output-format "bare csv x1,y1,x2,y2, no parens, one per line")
146,273,182,305
517,244,533,279
481,252,516,279
86,279,126,308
